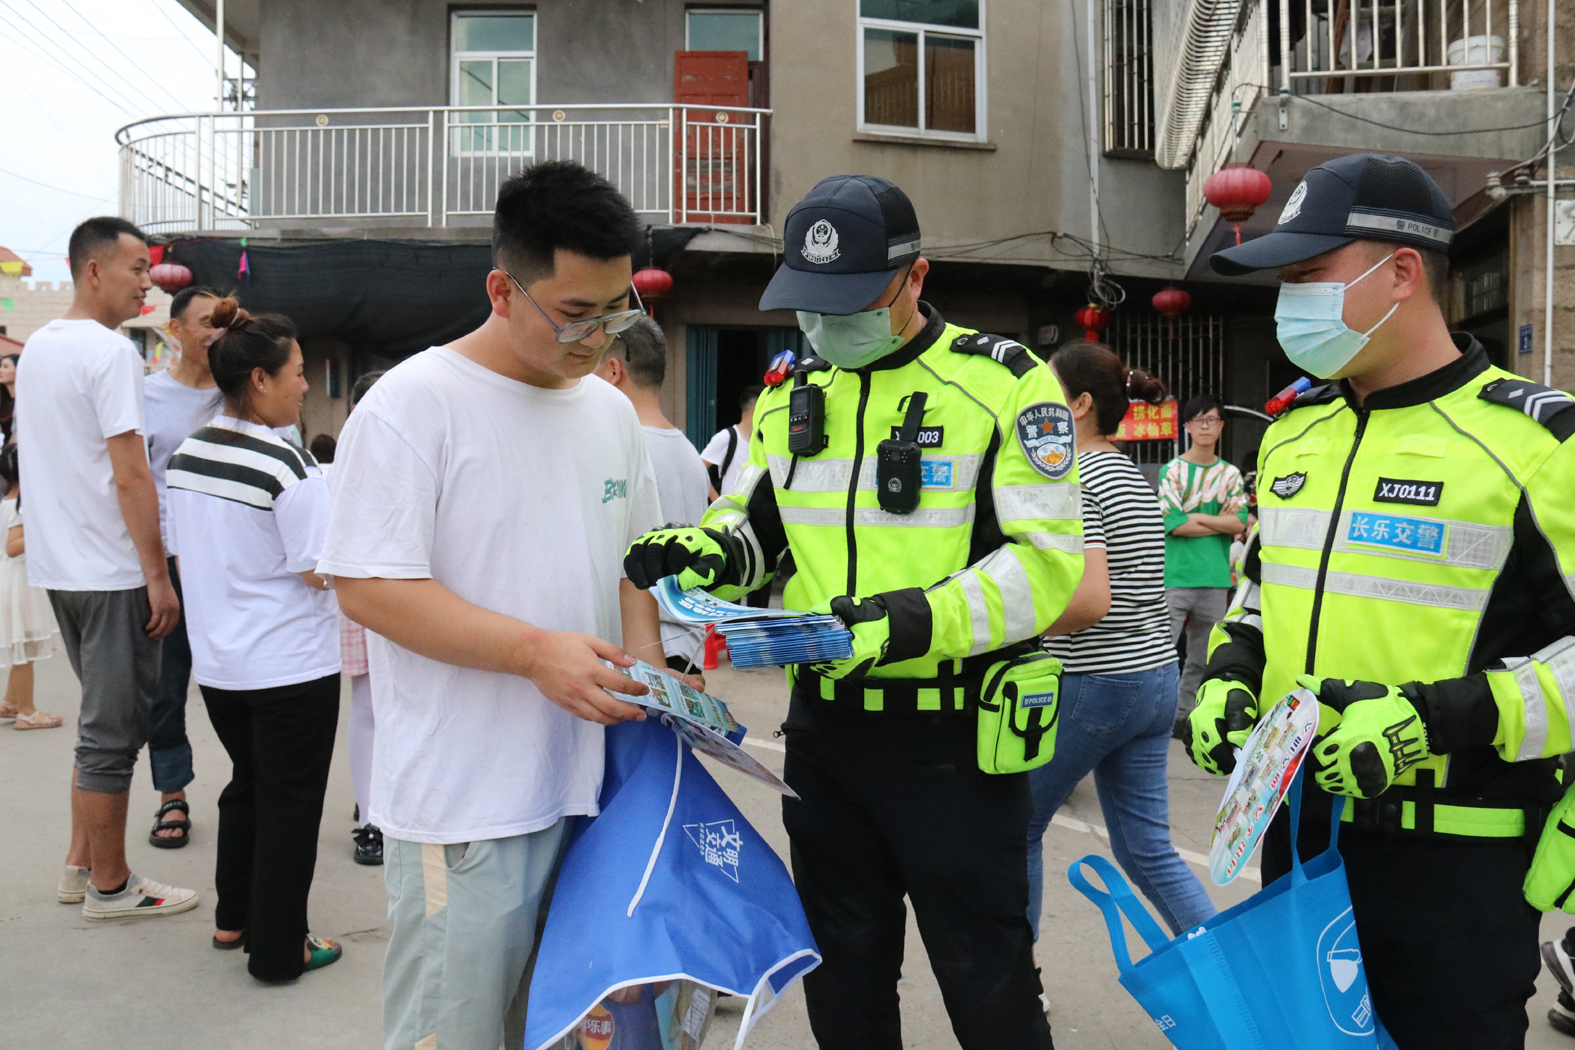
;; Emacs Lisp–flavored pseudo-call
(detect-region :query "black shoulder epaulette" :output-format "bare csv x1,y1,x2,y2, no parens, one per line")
1288,383,1342,410
1479,377,1575,442
949,332,1044,379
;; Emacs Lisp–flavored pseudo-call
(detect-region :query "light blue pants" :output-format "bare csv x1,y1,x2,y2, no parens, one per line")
383,820,569,1050
1025,664,1217,938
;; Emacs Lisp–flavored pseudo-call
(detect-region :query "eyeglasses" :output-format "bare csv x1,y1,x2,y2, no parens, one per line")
504,271,646,344
1188,416,1224,428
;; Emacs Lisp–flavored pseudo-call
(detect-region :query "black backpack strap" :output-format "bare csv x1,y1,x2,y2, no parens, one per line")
720,425,740,479
1479,377,1575,442
949,332,1044,380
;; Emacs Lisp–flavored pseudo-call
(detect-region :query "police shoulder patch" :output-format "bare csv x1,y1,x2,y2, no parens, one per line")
950,332,1042,379
1269,472,1307,499
1016,402,1076,480
1478,377,1575,442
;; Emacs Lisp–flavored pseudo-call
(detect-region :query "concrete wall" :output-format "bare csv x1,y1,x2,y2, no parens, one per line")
298,336,353,444
256,0,762,110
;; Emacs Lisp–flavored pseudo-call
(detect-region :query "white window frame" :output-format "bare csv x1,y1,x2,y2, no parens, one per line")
684,8,765,60
450,11,539,156
855,1,987,143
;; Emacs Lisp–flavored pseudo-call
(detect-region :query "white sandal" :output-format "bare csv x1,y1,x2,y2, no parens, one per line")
14,710,62,730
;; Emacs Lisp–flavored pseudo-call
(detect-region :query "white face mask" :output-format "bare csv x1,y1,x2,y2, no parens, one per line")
1274,252,1399,380
795,307,906,369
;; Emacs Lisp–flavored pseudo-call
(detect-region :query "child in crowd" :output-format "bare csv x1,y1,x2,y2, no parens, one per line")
0,443,61,730
341,370,384,865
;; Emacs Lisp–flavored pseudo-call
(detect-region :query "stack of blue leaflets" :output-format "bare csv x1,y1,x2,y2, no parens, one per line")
655,577,854,670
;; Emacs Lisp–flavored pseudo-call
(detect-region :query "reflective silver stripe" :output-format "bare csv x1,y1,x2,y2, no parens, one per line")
1345,210,1453,247
1502,657,1549,762
959,570,992,656
1022,530,1085,552
1258,507,1512,571
995,483,1082,523
767,454,984,494
779,505,976,528
733,520,767,590
1260,561,1491,611
1535,635,1575,707
981,546,1037,644
888,237,921,260
1224,579,1263,631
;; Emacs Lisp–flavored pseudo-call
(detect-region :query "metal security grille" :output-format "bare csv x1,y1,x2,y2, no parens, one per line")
1107,312,1226,466
1103,0,1155,155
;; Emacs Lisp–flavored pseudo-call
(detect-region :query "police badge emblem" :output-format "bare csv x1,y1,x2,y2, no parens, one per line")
1016,402,1075,480
1270,472,1307,498
801,220,840,264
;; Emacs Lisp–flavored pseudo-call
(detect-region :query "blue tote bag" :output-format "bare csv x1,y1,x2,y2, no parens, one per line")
1069,773,1392,1050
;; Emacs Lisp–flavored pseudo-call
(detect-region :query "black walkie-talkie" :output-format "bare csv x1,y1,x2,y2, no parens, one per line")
876,392,928,514
787,357,830,458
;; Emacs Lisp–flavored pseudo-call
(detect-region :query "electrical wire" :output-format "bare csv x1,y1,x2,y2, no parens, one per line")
0,166,112,200
1261,84,1570,138
53,0,199,110
1,62,118,182
17,0,188,113
0,3,149,117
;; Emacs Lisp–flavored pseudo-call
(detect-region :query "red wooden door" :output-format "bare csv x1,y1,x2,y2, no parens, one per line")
673,51,753,224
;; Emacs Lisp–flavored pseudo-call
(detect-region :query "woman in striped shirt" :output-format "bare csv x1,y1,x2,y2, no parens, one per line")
1025,343,1217,942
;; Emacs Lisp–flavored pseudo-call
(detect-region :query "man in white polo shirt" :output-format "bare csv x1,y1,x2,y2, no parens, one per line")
18,216,194,920
321,162,665,1050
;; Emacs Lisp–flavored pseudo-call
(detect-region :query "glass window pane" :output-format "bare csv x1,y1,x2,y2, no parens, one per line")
454,12,535,53
860,0,979,29
687,11,763,60
458,59,494,113
925,35,976,132
497,58,533,137
864,28,919,127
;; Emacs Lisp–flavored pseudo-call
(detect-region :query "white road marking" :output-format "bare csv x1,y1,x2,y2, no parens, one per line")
741,736,1260,883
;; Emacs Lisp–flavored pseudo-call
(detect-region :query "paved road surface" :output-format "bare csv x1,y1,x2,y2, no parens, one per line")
2,655,1571,1049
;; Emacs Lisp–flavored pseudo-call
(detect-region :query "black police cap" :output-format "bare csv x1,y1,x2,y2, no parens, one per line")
1210,154,1455,275
759,175,922,315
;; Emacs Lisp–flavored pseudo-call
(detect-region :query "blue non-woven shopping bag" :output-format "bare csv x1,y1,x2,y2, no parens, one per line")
1069,771,1393,1050
524,718,820,1050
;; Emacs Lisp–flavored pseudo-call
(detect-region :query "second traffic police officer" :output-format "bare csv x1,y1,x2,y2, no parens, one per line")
625,175,1084,1049
1189,153,1575,1048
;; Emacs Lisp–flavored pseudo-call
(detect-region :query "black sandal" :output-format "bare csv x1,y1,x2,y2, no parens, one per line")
213,931,246,950
148,799,192,849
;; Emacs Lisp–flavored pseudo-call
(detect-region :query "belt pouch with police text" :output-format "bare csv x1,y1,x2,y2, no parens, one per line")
1525,783,1575,911
976,651,1061,774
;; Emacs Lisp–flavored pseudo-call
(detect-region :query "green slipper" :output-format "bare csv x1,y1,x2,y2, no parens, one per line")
303,933,342,972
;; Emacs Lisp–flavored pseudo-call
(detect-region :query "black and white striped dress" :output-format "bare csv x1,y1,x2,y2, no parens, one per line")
1045,450,1176,675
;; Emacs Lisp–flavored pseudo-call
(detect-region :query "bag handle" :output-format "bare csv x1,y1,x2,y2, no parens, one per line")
1285,764,1347,884
1067,854,1170,975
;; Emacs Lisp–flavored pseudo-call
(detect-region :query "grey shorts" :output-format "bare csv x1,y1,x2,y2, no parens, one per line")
48,587,161,793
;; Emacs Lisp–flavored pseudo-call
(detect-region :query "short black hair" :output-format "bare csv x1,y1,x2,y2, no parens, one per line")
68,217,145,279
615,316,667,389
169,285,221,320
493,161,641,285
740,384,764,411
1182,394,1224,423
309,433,337,463
351,369,385,407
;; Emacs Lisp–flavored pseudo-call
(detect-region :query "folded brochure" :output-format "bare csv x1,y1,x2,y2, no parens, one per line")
611,658,797,798
654,577,853,669
1207,688,1320,885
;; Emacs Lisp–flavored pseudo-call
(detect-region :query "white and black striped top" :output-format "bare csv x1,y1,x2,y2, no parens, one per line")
1045,450,1176,675
166,424,318,511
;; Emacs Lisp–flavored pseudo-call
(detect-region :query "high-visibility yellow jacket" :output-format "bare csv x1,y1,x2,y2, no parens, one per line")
1205,337,1575,834
699,305,1084,712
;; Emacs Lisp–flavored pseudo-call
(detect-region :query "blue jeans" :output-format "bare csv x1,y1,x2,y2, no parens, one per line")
148,556,194,793
1025,662,1216,938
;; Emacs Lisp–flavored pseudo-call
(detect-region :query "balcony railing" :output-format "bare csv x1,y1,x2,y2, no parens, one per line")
1281,0,1517,87
116,103,770,233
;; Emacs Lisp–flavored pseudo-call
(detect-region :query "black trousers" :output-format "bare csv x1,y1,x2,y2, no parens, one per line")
201,674,340,981
1264,794,1542,1050
780,693,1053,1050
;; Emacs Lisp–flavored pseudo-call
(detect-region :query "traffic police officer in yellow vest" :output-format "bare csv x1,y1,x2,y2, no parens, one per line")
625,175,1083,1049
1187,153,1575,1048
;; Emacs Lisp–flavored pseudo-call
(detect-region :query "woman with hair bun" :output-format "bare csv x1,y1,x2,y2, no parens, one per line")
1025,343,1217,966
165,296,343,981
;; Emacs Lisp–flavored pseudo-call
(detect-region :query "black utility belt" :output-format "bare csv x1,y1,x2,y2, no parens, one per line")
793,664,980,716
1340,783,1547,843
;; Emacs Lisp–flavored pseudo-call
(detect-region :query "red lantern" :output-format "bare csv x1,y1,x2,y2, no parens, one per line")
150,262,193,294
1151,287,1192,339
1202,165,1273,245
1074,304,1112,343
631,267,674,315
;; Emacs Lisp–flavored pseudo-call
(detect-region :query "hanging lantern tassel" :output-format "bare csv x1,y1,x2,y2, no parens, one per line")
238,237,250,281
1073,303,1112,343
1151,287,1192,340
630,267,674,316
1202,165,1273,246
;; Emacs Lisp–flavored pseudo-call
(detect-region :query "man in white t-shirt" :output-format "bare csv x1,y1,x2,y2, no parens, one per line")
594,315,711,671
320,162,667,1050
700,384,761,502
16,217,195,921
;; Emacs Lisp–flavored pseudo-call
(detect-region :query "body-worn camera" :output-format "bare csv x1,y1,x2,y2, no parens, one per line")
788,381,827,457
875,392,929,514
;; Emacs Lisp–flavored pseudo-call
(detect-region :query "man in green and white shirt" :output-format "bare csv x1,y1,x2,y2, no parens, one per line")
1159,395,1248,719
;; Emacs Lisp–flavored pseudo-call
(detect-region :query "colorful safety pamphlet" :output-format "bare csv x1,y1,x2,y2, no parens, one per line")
611,659,797,798
655,577,853,670
1208,688,1321,886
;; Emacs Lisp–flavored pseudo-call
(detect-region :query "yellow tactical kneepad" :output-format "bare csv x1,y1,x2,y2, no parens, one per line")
1526,786,1575,912
977,652,1062,774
